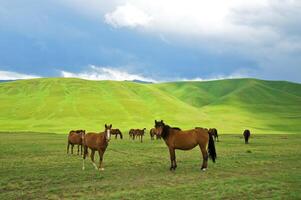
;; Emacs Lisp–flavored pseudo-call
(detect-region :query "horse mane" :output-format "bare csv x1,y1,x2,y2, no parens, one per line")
162,124,171,139
171,127,181,131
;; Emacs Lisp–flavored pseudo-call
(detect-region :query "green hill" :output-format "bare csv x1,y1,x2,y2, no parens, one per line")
0,78,300,134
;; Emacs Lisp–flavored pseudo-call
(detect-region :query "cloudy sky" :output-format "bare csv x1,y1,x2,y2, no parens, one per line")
0,0,300,82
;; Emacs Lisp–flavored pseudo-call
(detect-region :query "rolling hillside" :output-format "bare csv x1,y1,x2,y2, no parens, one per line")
0,78,300,134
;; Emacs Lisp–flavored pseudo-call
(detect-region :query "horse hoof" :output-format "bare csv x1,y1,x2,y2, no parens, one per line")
82,167,85,170
100,168,105,171
201,168,207,172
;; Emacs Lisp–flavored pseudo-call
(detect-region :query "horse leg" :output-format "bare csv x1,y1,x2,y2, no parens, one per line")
77,145,79,155
141,135,143,143
82,146,88,170
90,150,98,170
168,147,176,171
71,144,74,154
115,134,117,139
200,145,208,171
67,142,70,154
98,150,105,171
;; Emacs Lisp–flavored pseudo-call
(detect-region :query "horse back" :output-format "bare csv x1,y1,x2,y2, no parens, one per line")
84,132,105,150
68,132,82,144
171,129,208,150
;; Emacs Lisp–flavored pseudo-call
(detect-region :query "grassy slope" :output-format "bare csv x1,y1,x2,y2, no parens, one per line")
0,132,300,199
155,79,301,133
0,78,300,133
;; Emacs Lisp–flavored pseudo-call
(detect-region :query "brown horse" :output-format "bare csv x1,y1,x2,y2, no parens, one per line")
150,128,155,140
82,124,112,171
243,129,251,144
67,130,85,155
111,128,123,139
154,120,216,171
129,129,135,139
208,128,219,142
132,128,146,142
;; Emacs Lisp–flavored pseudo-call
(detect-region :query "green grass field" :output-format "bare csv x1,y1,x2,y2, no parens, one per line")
0,132,300,199
0,78,300,134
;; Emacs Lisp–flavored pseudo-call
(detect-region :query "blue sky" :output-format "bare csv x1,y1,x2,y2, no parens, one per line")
0,0,300,82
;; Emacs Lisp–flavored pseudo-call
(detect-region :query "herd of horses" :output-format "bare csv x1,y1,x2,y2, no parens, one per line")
67,121,251,172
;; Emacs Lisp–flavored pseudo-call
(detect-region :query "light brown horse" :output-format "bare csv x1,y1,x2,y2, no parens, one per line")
82,124,112,171
111,128,123,139
150,127,165,140
154,120,216,171
67,130,85,155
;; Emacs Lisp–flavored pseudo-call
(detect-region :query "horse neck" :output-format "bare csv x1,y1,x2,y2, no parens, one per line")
162,125,171,139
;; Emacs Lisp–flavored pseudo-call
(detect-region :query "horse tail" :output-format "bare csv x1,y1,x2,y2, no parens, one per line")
208,131,216,163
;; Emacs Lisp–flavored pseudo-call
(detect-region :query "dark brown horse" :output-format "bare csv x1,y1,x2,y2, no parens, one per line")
129,129,135,139
208,128,219,142
243,129,251,144
111,128,123,139
133,128,146,142
154,120,216,171
82,124,112,171
67,130,85,155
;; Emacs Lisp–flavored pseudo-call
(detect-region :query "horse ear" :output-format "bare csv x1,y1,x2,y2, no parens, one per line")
110,124,112,128
105,124,107,128
155,120,157,124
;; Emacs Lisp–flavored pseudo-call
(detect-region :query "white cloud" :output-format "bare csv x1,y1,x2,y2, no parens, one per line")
104,3,152,28
0,70,41,80
180,72,249,82
61,65,156,82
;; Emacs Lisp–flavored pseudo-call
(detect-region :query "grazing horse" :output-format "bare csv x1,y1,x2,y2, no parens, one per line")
111,128,123,139
208,128,219,142
150,128,157,140
67,130,85,155
129,129,135,139
133,128,146,142
154,120,216,171
243,129,251,144
82,124,112,171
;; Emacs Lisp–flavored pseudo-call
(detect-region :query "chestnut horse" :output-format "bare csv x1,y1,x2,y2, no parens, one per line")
67,130,85,155
243,129,251,144
82,124,112,171
111,128,123,139
208,128,219,142
154,120,216,171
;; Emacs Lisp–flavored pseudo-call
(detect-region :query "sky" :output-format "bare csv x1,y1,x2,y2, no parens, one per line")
0,0,300,82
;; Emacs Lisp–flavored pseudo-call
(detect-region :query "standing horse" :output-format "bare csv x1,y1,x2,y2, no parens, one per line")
154,120,216,171
150,128,156,140
111,128,123,139
131,128,146,142
82,124,112,171
129,129,135,139
208,128,219,142
243,129,251,144
67,130,85,155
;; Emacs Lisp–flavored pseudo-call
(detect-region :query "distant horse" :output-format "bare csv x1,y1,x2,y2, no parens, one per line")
133,128,146,142
129,129,135,139
154,120,216,171
67,130,85,155
82,124,112,171
208,128,219,142
150,128,161,140
111,128,123,139
243,129,251,144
